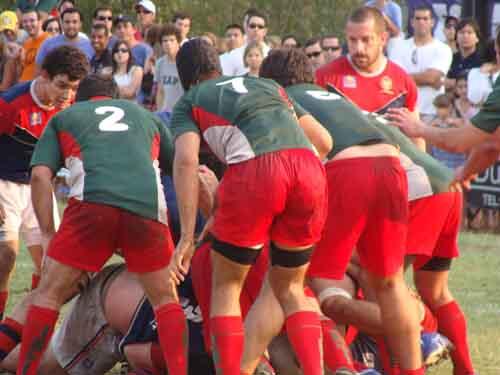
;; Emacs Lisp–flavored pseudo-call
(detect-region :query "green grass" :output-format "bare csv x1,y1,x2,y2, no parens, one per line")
6,231,500,374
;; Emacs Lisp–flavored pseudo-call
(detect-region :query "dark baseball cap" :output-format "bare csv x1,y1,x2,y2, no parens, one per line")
114,14,134,26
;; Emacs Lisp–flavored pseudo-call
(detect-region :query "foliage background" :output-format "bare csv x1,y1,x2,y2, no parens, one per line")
2,0,407,41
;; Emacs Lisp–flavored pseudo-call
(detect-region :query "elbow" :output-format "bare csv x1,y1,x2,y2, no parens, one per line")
316,135,333,160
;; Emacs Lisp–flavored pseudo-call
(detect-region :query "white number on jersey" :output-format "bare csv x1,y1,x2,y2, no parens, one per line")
306,90,341,101
95,106,129,132
216,77,249,94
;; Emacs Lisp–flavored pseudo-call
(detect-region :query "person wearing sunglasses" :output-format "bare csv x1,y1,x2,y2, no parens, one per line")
135,0,156,41
321,35,342,63
112,40,143,101
304,37,325,72
42,17,61,36
92,6,117,50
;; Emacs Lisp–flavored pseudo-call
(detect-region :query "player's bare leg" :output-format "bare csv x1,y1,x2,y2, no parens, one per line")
27,245,43,290
0,240,18,319
415,269,474,375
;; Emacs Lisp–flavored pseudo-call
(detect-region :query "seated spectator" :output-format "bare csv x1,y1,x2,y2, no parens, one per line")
429,93,469,169
154,24,183,122
304,37,325,72
0,36,20,93
281,34,300,49
112,40,143,101
243,41,264,77
468,39,500,106
42,16,61,36
443,16,458,53
172,11,191,45
321,34,342,63
89,24,112,77
446,18,482,92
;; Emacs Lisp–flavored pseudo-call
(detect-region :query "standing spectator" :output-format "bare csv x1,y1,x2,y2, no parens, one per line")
56,0,75,15
304,37,325,73
19,9,49,82
0,10,26,44
221,10,270,76
266,35,281,49
0,37,20,93
467,40,500,106
281,34,300,49
35,8,93,72
42,17,60,36
89,24,112,77
114,14,152,69
224,24,244,52
16,0,58,22
389,5,452,125
243,41,264,77
365,0,402,38
135,0,156,41
446,19,482,91
172,12,191,45
92,6,117,49
321,35,342,63
200,32,218,48
154,24,183,121
443,16,458,53
112,40,143,101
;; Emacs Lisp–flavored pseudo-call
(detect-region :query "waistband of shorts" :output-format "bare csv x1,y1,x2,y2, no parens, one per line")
325,155,401,168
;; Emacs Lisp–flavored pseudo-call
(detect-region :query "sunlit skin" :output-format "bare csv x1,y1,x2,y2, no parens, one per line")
245,47,264,76
61,12,82,40
345,19,388,73
411,9,433,44
115,22,135,44
94,9,113,33
225,28,244,51
246,15,267,44
37,73,80,109
457,25,479,56
322,37,342,63
304,42,325,71
175,18,191,41
22,11,41,38
91,28,109,54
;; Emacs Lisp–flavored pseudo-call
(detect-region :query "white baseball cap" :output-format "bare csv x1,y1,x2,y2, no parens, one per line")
135,0,156,14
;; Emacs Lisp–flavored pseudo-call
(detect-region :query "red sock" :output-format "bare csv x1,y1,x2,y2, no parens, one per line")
320,319,355,372
0,291,8,320
0,317,23,361
31,274,40,290
210,316,244,375
17,305,58,375
150,342,166,375
420,303,437,333
154,303,188,375
400,368,424,375
435,301,474,375
285,311,323,375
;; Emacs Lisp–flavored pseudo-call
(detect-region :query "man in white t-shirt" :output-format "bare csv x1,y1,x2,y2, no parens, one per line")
389,5,452,123
221,10,270,76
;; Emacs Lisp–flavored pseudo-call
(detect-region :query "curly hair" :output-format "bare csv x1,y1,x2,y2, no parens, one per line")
41,45,89,80
176,38,221,90
259,48,314,87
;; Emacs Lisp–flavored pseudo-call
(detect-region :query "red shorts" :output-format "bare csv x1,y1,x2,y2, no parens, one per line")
407,193,461,269
308,157,408,280
191,242,269,352
211,149,327,248
48,199,173,273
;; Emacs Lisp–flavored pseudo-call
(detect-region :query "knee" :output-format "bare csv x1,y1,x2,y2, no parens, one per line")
417,285,453,311
0,244,17,275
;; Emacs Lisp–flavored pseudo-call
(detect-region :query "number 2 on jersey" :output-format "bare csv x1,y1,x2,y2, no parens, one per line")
95,106,129,132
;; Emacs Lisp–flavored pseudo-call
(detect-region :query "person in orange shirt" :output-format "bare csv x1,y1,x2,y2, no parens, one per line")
19,9,49,81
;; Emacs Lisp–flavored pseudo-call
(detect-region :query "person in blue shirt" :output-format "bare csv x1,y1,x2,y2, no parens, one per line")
365,0,402,38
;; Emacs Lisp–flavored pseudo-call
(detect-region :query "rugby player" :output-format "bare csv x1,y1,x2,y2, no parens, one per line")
0,46,88,320
168,38,332,375
14,75,187,375
258,48,423,375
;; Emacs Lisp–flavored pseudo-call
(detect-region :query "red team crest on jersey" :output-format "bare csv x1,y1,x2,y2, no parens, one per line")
343,75,357,89
379,76,394,95
30,112,42,127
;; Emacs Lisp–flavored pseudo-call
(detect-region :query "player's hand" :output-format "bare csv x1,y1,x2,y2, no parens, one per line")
5,42,21,60
0,202,5,226
168,237,195,285
450,166,476,192
386,108,425,138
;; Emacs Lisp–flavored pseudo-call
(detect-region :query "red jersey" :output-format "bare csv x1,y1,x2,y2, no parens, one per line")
315,55,418,114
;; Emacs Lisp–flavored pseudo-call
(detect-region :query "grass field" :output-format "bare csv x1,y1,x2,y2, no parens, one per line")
5,231,500,375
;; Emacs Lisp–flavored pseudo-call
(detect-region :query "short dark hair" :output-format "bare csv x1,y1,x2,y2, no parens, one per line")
456,18,481,41
21,8,40,19
304,37,321,49
93,5,112,19
282,34,301,48
91,23,109,36
247,11,267,27
159,23,181,44
176,38,221,91
260,48,314,87
348,7,386,33
75,74,118,102
172,11,191,23
42,17,61,32
433,93,452,108
225,23,244,34
413,5,433,17
61,7,83,22
41,45,89,80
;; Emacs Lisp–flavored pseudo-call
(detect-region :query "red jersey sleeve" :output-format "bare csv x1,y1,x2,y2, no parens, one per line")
405,74,418,112
315,68,326,89
0,99,16,135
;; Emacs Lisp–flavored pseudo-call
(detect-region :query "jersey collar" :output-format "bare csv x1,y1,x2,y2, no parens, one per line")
347,54,388,77
30,78,55,111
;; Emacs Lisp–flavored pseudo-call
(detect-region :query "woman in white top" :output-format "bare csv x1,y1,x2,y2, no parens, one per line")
112,40,143,100
467,40,500,106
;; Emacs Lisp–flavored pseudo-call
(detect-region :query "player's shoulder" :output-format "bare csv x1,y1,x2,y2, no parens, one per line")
385,59,414,81
1,80,32,104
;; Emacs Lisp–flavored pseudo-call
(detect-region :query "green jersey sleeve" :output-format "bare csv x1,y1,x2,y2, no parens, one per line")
290,97,309,118
30,118,62,173
170,93,200,139
470,78,500,133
